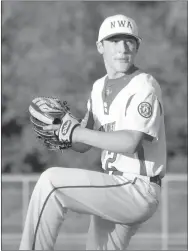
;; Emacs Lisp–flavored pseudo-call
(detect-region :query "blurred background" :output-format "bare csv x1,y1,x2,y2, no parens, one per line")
1,1,187,250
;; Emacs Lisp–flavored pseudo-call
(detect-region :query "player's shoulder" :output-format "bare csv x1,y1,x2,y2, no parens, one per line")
91,75,107,94
93,75,107,88
133,71,162,95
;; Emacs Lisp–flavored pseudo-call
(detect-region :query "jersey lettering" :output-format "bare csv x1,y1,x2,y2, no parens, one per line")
99,122,116,132
105,152,118,171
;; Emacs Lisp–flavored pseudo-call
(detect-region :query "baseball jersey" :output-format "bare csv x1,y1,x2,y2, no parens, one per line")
82,66,166,178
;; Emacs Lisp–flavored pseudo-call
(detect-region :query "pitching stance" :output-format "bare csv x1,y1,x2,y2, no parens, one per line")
20,14,166,250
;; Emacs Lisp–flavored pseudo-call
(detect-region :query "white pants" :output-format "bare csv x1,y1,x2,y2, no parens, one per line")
19,167,160,250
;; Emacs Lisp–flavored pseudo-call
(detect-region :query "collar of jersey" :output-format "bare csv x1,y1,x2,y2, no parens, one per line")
105,65,139,87
102,65,141,115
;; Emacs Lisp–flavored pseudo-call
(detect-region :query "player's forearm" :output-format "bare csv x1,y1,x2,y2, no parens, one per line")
72,127,142,154
71,142,92,153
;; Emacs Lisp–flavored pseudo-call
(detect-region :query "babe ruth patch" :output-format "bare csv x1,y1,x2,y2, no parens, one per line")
138,102,152,118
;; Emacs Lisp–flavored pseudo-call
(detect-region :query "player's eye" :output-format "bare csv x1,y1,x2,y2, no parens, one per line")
126,40,135,46
125,40,137,50
109,39,119,43
107,37,120,43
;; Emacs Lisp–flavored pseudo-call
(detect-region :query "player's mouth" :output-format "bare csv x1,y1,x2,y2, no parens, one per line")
115,55,130,63
116,58,130,63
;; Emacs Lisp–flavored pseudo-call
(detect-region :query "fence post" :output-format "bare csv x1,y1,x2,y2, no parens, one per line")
22,180,30,230
161,178,168,250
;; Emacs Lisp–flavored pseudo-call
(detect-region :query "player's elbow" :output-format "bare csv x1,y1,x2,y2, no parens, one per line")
71,143,92,153
124,144,138,155
122,130,145,155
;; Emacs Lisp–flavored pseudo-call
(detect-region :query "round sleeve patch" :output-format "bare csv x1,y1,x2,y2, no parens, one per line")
138,102,152,118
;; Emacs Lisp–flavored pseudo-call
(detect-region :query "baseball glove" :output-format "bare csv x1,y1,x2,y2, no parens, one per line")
29,97,80,151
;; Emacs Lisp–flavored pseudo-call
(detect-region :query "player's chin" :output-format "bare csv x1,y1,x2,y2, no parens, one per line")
115,62,131,73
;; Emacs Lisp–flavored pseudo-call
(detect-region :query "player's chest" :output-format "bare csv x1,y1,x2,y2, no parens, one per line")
93,84,131,121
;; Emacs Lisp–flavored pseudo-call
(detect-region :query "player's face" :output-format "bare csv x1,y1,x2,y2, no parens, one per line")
100,35,138,76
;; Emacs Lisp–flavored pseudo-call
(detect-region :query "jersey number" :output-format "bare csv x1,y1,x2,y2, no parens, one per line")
105,152,118,171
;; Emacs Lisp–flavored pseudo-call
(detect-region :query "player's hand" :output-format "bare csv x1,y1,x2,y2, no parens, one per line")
43,124,60,136
29,97,80,151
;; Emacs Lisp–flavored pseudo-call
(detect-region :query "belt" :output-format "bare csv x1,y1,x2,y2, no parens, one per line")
109,171,162,187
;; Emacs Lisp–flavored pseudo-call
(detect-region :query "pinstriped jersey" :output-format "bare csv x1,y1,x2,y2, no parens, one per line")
81,67,166,178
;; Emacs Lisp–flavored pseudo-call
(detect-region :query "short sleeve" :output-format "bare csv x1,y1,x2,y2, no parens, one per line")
121,91,162,140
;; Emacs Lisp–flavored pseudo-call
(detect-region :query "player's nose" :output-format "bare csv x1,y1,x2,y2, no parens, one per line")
117,40,129,53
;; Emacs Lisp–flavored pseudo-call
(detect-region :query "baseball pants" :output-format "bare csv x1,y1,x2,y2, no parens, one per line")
19,167,160,250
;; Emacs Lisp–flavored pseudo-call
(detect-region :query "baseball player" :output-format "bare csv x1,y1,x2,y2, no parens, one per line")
20,14,166,250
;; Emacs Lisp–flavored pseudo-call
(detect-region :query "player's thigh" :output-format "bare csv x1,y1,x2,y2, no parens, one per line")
39,167,153,224
41,167,111,187
39,167,122,216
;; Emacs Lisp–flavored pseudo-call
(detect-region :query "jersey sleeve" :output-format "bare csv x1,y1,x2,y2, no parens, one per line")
120,91,162,140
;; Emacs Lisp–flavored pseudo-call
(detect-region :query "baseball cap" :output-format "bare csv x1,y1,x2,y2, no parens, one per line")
97,14,142,43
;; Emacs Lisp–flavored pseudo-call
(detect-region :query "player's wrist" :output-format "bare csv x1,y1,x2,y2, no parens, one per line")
72,125,82,143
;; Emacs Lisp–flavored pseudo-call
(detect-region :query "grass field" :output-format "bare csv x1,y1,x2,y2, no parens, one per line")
1,176,187,250
2,232,187,250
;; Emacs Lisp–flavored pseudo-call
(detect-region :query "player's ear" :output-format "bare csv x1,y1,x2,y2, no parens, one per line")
96,41,104,54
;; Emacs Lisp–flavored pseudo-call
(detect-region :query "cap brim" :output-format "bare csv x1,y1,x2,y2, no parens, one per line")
98,33,142,43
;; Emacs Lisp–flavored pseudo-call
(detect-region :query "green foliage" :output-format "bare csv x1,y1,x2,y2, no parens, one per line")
2,1,187,173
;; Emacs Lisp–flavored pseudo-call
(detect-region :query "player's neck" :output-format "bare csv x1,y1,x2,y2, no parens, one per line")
106,65,138,79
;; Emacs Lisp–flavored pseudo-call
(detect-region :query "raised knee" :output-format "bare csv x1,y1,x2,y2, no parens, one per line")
38,167,60,184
